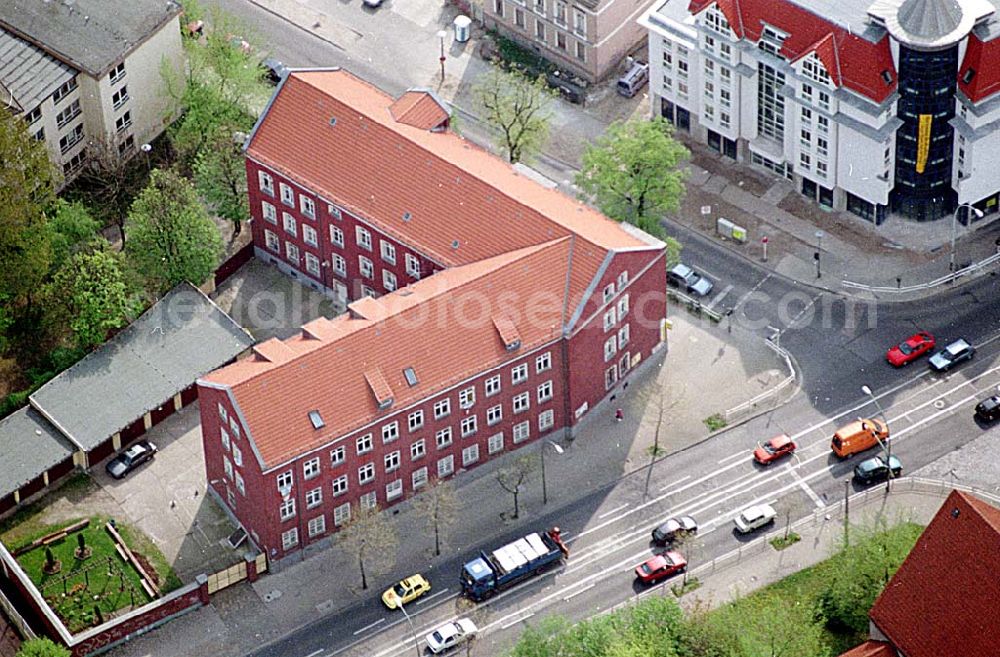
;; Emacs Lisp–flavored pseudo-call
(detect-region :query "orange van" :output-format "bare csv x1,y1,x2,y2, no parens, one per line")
830,417,889,458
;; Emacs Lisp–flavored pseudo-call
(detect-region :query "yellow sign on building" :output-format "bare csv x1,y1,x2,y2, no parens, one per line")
916,114,932,173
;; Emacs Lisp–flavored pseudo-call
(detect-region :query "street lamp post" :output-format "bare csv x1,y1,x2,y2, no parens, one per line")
437,30,447,83
815,230,824,279
950,203,985,272
540,440,565,505
861,385,892,491
396,597,422,657
140,143,152,174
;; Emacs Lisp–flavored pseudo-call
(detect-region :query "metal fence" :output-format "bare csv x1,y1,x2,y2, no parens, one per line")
667,289,724,323
842,252,1000,294
723,338,796,423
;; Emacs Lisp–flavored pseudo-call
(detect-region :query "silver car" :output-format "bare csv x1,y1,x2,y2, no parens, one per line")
668,263,714,297
928,338,975,372
425,618,478,654
733,503,776,534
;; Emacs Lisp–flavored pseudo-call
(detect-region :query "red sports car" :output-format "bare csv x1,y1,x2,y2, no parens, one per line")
634,551,687,584
753,434,797,465
886,331,935,367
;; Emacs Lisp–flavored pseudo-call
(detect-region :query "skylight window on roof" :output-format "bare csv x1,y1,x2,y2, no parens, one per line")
309,410,325,429
404,367,418,387
403,212,412,222
962,68,976,84
881,70,894,85
329,117,338,126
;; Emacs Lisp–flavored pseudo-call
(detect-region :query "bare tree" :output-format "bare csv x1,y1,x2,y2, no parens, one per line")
496,455,534,519
642,383,687,499
472,69,555,164
454,596,491,657
671,530,699,587
411,478,460,557
74,139,143,246
337,504,398,591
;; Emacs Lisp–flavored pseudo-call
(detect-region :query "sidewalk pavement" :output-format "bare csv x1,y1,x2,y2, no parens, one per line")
110,311,787,657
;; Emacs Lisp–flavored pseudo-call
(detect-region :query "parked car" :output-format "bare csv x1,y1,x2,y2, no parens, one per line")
733,503,777,534
426,618,478,654
974,395,1000,423
651,516,698,545
105,441,157,479
262,57,287,85
928,338,975,372
830,417,889,458
381,574,431,609
617,61,649,98
753,434,797,465
363,0,385,8
634,550,686,584
668,263,714,297
853,455,902,484
886,331,935,367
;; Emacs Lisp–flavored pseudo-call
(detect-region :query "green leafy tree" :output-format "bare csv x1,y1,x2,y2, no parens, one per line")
508,616,572,657
576,117,689,237
816,520,920,634
126,168,224,295
472,69,555,164
0,110,56,304
721,592,824,657
46,200,101,268
169,81,253,171
193,126,248,238
46,248,139,349
16,637,70,657
664,235,682,268
338,504,399,591
71,138,142,246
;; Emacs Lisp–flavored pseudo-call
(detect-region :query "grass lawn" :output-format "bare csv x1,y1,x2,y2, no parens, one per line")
15,517,152,633
728,521,925,655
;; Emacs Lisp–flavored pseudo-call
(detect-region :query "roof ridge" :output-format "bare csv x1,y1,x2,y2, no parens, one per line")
289,71,619,260
216,238,572,390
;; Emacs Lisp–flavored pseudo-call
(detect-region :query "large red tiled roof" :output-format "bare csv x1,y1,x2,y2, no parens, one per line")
247,69,649,268
836,640,895,657
689,0,897,103
958,34,1000,103
869,489,1000,657
204,239,587,468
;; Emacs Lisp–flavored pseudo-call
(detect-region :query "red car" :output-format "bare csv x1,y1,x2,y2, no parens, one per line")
886,331,935,367
634,551,687,584
753,434,797,465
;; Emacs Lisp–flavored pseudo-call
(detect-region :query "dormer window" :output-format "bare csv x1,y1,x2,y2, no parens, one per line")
881,70,894,85
962,68,976,84
308,410,325,429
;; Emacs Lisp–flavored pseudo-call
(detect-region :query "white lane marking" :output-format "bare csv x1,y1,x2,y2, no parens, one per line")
563,583,595,600
353,618,385,636
789,465,826,509
732,274,772,315
598,503,630,519
500,612,535,630
718,451,747,465
415,589,449,606
704,284,733,310
658,475,691,492
305,650,323,657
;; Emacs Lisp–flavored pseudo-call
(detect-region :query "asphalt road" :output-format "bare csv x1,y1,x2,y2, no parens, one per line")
201,2,1000,655
249,331,1000,657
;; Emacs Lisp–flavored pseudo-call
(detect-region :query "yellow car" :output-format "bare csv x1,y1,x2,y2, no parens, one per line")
381,574,431,609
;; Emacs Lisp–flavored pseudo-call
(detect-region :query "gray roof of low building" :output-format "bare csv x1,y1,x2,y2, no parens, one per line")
0,0,181,77
0,28,75,114
0,407,75,495
29,282,254,452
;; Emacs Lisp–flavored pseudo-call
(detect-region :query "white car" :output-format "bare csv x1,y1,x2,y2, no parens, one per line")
425,618,478,654
733,503,777,534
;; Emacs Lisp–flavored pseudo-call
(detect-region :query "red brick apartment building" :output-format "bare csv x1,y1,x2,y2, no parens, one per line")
197,68,668,560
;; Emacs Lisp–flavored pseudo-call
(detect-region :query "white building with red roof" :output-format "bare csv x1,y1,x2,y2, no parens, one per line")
196,68,668,561
641,0,1000,223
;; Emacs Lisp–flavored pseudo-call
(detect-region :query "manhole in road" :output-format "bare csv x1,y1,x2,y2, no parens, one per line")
934,399,947,409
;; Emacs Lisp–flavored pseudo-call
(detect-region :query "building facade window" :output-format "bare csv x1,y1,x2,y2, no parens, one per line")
381,240,396,264
357,434,373,454
283,212,297,236
52,79,78,105
332,254,346,277
386,479,403,500
262,202,277,224
462,444,480,466
279,498,296,521
109,62,126,84
487,404,503,426
488,432,504,454
332,475,348,496
359,256,374,279
513,421,530,443
485,375,501,396
300,196,315,218
330,225,344,247
512,363,528,385
360,492,377,509
539,409,554,430
434,398,451,419
303,224,318,247
461,415,478,437
56,100,82,129
280,183,294,206
331,446,345,466
277,470,293,491
281,528,298,550
513,391,530,414
382,421,399,443
408,410,424,432
258,171,274,195
112,86,130,110
307,515,326,537
303,457,320,479
405,254,421,278
537,380,553,402
358,462,375,485
356,226,373,250
385,450,400,472
459,387,475,408
306,487,322,509
411,439,426,460
383,270,397,292
412,467,429,489
334,502,351,526
757,63,786,141
436,427,453,449
305,253,320,276
438,455,455,477
285,242,300,264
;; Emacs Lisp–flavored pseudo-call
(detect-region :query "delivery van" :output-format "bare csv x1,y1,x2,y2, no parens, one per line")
830,418,889,458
